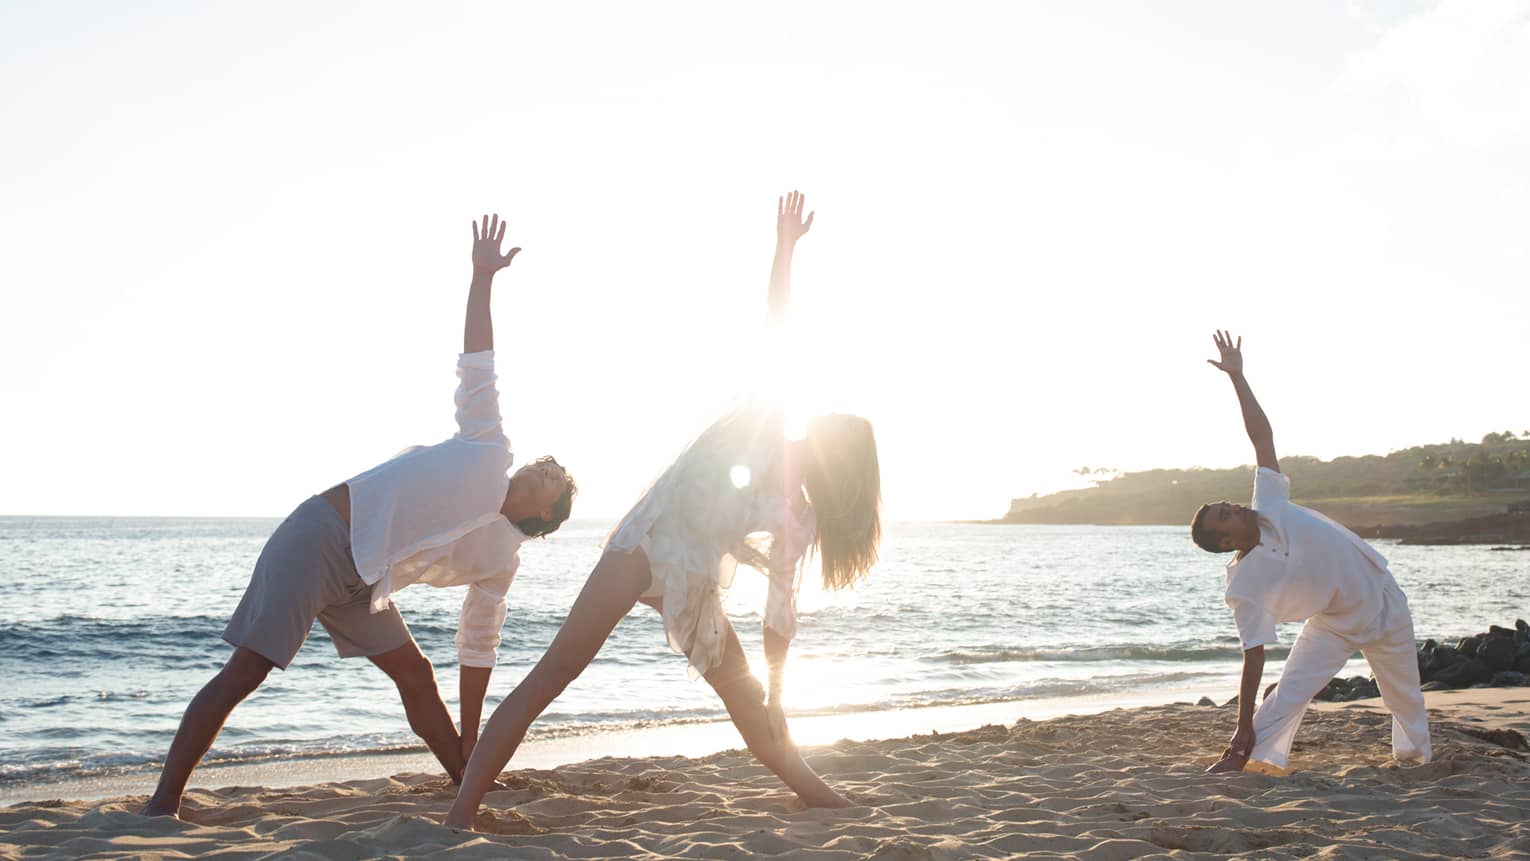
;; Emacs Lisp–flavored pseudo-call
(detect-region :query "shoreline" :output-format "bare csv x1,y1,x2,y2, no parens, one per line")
0,683,1232,805
2,689,1526,859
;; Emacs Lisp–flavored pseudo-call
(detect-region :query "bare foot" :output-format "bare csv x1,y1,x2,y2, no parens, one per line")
804,790,856,809
443,812,475,831
140,799,181,818
1205,751,1249,774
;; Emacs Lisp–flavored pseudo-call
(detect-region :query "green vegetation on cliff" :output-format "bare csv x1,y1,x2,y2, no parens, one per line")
1003,432,1530,529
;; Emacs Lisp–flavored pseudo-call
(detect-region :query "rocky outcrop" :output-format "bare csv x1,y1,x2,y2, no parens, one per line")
1309,619,1530,702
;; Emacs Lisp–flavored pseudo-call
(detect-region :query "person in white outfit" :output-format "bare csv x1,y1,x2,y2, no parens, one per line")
143,214,577,817
1191,331,1431,773
445,191,883,829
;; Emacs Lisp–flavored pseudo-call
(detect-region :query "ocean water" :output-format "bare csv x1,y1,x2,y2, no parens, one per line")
0,516,1523,789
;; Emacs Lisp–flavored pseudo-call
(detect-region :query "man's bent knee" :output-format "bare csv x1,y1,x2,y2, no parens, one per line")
372,643,437,692
394,654,437,693
218,649,274,698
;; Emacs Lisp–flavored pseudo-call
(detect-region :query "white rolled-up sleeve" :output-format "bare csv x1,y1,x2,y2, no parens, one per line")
763,512,814,641
454,351,507,444
455,565,514,668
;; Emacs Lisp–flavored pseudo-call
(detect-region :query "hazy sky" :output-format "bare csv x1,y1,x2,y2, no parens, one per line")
2,1,1526,519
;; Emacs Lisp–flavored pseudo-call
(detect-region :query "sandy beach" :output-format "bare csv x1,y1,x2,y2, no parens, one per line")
3,688,1527,860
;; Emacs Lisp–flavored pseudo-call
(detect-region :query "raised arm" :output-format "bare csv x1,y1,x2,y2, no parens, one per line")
465,213,522,354
767,191,814,329
1208,330,1278,472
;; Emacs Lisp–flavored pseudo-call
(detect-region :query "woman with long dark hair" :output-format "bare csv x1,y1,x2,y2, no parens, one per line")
445,191,882,828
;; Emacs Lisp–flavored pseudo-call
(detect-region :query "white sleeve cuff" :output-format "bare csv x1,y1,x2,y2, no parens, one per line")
459,350,496,370
456,648,497,668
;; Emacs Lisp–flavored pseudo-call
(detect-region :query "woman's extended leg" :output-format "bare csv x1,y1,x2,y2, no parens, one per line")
444,549,652,828
697,614,851,807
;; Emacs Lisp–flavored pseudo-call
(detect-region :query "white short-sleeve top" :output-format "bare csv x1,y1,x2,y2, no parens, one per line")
1223,467,1391,650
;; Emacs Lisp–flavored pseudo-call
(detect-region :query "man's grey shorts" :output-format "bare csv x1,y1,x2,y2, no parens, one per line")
223,495,411,669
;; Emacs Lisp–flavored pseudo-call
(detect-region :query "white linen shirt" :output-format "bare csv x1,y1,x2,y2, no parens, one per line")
1223,467,1392,650
344,350,525,668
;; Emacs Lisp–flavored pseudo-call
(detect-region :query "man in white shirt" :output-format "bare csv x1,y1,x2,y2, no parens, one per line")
1191,331,1431,773
142,214,576,818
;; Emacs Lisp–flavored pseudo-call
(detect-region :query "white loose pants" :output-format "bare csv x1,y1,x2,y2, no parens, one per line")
1250,577,1432,769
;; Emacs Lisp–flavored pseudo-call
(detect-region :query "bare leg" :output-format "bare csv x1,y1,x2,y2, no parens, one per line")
369,640,464,782
698,617,851,808
444,549,651,828
141,647,274,817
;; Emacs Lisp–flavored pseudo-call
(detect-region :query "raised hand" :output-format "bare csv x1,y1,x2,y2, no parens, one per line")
777,190,814,246
1207,330,1244,376
471,214,521,273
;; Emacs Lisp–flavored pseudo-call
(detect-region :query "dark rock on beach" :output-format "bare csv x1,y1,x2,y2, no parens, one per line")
1320,676,1381,702
1311,675,1381,702
1417,620,1530,691
1481,637,1516,672
1314,619,1530,702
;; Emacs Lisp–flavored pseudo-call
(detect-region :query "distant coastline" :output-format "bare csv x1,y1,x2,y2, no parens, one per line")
985,433,1530,545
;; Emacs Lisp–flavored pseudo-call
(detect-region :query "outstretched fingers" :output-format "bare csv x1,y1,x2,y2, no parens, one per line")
470,213,521,272
775,190,814,242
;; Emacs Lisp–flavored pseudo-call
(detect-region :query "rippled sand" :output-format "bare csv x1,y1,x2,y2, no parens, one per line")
3,688,1527,860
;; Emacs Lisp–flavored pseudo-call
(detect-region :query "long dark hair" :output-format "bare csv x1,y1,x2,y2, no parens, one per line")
803,414,881,589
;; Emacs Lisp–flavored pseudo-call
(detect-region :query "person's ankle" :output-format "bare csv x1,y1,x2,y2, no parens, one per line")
141,794,180,816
